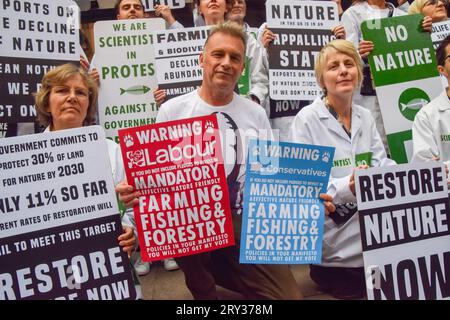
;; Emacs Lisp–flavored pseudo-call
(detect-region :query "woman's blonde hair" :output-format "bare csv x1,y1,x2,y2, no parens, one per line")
408,0,430,14
35,63,98,128
314,39,363,91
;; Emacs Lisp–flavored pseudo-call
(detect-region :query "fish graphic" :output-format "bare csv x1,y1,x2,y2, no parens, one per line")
400,98,428,112
120,85,151,95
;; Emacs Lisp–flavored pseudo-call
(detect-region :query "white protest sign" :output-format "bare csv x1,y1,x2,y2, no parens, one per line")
0,0,80,123
142,0,185,11
355,162,450,300
94,18,165,143
0,126,136,300
153,26,210,100
432,20,450,50
266,0,339,101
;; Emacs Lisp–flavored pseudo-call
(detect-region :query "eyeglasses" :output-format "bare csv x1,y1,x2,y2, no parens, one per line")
52,86,90,99
427,0,449,6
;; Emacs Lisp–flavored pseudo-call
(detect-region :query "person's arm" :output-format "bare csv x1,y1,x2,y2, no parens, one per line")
397,0,410,12
340,9,360,48
154,4,184,29
412,110,440,162
110,143,138,255
247,38,269,105
332,0,343,17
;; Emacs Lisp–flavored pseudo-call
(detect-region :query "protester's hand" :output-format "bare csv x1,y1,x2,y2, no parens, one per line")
154,87,167,106
80,55,90,71
332,24,346,40
262,26,276,49
118,226,135,258
319,193,335,215
432,156,450,179
116,180,140,208
89,68,100,87
154,4,176,25
421,16,432,33
349,165,369,195
358,40,374,59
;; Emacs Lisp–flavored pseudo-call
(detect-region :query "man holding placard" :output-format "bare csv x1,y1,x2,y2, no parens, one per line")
119,21,302,300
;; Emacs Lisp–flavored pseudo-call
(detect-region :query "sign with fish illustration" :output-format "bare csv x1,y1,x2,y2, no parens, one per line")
94,18,165,142
361,15,443,163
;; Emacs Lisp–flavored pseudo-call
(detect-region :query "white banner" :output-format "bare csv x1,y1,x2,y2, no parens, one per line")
355,162,450,300
266,0,339,101
142,0,185,12
0,126,118,237
94,18,165,142
153,26,210,100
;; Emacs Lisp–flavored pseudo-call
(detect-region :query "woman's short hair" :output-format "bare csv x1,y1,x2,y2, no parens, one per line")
408,0,449,14
35,63,98,128
314,39,363,90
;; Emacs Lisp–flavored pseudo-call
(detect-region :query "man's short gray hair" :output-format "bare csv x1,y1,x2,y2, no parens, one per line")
204,21,247,51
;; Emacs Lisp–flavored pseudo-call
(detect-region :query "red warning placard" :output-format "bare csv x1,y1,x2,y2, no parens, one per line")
119,115,235,261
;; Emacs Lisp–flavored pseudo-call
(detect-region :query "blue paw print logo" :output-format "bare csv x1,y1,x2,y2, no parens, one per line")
322,152,330,163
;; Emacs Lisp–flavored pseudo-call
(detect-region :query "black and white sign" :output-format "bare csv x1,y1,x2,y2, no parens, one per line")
153,26,210,100
0,0,80,123
431,20,450,50
355,162,450,300
0,126,136,300
142,0,185,12
266,0,338,101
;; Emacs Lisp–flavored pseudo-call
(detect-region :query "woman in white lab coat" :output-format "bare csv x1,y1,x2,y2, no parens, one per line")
289,39,395,299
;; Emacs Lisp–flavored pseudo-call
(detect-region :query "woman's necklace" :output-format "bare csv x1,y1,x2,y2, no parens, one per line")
324,97,352,137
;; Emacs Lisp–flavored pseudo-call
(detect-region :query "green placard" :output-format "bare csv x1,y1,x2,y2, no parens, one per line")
238,56,251,96
361,14,439,87
355,152,373,167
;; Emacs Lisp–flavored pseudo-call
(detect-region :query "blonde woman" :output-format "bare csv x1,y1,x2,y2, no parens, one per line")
289,40,396,299
408,0,448,22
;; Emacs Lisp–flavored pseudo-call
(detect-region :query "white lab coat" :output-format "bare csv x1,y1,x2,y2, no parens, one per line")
245,32,269,105
412,90,450,169
289,98,395,267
